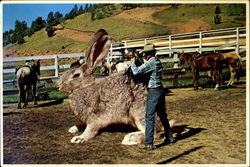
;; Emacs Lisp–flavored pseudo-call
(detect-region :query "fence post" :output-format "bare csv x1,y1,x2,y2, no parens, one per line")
54,55,59,77
108,44,112,64
199,32,202,53
169,35,172,57
173,74,179,87
236,27,239,54
173,53,179,68
144,38,147,45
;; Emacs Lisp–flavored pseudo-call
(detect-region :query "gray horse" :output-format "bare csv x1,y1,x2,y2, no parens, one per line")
16,60,40,109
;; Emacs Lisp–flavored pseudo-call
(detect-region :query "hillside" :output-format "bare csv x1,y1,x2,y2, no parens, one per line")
4,4,246,57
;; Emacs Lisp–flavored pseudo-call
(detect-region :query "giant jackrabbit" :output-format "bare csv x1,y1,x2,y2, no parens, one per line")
57,29,174,145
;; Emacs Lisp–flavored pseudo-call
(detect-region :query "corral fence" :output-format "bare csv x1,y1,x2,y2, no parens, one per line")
109,27,246,61
109,26,246,87
3,53,84,87
3,27,247,88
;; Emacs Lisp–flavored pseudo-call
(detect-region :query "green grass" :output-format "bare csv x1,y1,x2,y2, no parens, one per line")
64,13,170,41
3,82,68,104
3,95,19,104
153,4,246,29
3,73,16,81
10,12,169,53
13,30,88,51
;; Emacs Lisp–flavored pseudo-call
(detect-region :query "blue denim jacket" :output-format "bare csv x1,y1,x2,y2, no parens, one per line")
130,56,163,88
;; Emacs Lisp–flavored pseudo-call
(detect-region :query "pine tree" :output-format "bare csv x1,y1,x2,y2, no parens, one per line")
46,12,55,26
31,17,46,32
13,20,28,44
79,5,84,14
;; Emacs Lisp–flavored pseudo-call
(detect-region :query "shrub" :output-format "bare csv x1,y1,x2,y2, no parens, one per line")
214,14,221,24
45,26,56,37
227,4,246,16
215,6,222,14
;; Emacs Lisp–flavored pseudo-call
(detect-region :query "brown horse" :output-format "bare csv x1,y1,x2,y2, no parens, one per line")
16,60,40,108
221,52,242,86
179,52,224,90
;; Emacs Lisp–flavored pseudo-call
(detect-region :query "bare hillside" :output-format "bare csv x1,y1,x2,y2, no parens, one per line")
113,5,212,34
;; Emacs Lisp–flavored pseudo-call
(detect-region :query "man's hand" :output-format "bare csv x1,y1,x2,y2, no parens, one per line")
130,57,136,63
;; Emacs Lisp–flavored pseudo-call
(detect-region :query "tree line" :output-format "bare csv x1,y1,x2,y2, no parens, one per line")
3,3,168,46
3,4,106,46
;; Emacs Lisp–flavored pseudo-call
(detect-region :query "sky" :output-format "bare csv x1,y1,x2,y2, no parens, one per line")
3,3,84,32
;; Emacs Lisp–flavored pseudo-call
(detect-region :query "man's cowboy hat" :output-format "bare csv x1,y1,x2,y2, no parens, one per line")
139,43,156,54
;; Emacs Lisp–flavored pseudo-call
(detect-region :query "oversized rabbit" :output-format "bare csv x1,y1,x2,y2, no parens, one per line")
57,29,173,145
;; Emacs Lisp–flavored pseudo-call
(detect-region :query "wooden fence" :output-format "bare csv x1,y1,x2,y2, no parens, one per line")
3,53,84,86
108,27,246,62
3,27,247,87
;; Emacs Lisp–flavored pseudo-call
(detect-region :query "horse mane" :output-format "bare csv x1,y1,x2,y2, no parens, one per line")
30,60,40,75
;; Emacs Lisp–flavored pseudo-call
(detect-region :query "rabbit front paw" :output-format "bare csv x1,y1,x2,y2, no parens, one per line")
71,136,85,143
68,125,79,133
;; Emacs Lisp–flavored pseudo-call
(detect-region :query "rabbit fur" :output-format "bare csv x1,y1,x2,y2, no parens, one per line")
57,29,173,145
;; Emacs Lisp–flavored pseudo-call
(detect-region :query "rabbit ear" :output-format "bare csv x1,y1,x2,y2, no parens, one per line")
84,29,112,72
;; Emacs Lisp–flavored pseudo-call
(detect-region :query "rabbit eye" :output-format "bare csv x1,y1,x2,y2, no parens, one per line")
73,73,80,78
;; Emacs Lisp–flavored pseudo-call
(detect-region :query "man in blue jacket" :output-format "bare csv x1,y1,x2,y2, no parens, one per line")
130,44,175,150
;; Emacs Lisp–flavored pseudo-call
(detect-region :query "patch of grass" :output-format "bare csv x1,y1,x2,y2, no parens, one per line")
3,95,19,104
48,90,68,99
3,73,16,81
13,30,88,52
153,4,246,29
64,13,170,41
3,82,68,104
3,89,68,104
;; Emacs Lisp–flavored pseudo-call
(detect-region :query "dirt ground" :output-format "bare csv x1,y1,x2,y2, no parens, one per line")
3,76,247,164
113,6,212,34
55,28,95,43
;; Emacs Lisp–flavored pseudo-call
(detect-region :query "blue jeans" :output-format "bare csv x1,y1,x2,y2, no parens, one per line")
145,88,172,146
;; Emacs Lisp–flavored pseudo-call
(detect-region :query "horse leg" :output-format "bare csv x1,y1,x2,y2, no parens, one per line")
192,69,198,90
236,60,242,81
194,70,199,90
207,70,212,87
23,86,30,108
208,70,215,87
219,69,223,88
17,90,24,109
227,65,236,86
214,70,221,90
33,84,38,105
17,83,24,109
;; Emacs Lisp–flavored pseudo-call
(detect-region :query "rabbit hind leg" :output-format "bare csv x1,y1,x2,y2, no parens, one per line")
122,131,144,145
121,116,146,145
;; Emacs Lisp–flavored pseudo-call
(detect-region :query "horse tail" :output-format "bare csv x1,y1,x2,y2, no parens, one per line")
236,54,243,81
15,67,19,74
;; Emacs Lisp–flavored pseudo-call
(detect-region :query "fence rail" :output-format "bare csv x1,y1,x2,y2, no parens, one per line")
108,27,246,62
3,27,247,86
3,53,84,86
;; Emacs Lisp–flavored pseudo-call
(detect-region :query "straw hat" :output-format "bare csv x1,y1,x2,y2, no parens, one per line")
139,43,156,54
